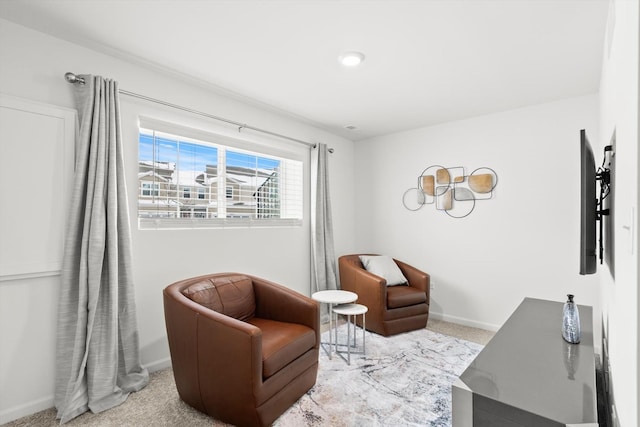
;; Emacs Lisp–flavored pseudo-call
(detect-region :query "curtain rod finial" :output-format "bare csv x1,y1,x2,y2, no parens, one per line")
65,72,85,85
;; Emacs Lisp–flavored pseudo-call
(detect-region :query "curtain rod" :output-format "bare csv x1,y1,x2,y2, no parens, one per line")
64,72,334,152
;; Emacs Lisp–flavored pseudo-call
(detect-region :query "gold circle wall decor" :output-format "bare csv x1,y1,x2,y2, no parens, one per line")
403,165,498,218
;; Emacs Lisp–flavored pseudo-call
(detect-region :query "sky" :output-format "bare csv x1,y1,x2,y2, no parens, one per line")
139,130,280,172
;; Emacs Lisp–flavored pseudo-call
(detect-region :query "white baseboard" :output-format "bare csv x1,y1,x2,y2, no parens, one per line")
0,358,172,425
0,395,54,425
429,311,501,332
144,357,172,373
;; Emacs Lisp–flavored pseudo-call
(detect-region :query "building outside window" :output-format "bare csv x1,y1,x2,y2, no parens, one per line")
137,126,303,228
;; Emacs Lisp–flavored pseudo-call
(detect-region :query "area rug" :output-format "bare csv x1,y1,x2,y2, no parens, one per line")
275,326,483,427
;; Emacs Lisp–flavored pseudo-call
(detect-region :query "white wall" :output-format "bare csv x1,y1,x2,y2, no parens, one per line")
3,5,635,425
0,19,355,423
598,0,639,425
353,95,601,332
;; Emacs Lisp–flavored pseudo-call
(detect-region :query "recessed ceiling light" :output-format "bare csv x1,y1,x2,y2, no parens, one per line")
339,51,365,67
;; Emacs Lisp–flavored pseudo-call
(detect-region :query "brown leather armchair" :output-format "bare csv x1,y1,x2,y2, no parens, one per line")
163,273,320,427
338,254,430,336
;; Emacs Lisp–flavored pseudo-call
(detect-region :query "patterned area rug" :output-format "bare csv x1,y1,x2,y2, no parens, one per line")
276,326,483,427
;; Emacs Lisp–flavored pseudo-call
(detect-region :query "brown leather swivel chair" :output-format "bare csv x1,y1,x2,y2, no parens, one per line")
338,254,430,336
163,273,319,427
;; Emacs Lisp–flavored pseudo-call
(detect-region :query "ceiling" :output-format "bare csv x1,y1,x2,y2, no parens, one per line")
0,0,609,141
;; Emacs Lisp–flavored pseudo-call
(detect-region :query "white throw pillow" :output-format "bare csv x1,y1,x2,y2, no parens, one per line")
359,255,408,286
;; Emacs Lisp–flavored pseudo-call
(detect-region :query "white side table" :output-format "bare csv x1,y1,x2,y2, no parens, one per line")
311,290,357,359
332,303,368,365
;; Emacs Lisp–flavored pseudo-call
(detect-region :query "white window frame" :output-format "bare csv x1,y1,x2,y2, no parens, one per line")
182,186,191,199
137,118,304,230
141,182,159,197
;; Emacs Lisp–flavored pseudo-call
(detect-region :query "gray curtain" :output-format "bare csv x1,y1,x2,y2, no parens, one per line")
311,143,338,294
55,75,149,423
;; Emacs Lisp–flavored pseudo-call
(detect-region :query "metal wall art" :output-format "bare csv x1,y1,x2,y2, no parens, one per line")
402,165,498,218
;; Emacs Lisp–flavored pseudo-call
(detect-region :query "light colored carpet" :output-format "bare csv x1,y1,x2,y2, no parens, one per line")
276,327,483,426
3,321,492,426
426,319,494,346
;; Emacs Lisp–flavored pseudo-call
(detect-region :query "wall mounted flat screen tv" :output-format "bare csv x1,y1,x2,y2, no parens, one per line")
580,129,597,275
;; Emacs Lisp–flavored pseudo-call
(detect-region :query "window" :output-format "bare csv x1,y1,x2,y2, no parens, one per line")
141,182,159,197
138,126,303,228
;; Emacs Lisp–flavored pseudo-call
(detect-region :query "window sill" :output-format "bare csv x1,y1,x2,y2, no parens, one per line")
138,217,303,230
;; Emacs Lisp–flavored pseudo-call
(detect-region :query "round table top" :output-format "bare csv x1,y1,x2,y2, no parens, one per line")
332,303,368,315
311,289,357,304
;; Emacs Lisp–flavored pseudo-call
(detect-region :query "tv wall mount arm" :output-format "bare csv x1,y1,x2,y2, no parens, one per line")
596,144,614,263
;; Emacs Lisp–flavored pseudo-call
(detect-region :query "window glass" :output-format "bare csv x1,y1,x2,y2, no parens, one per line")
138,127,302,228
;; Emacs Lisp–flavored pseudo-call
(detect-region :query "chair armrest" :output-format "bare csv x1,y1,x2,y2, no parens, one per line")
163,288,264,407
196,305,262,374
251,276,320,343
339,256,387,314
395,259,430,301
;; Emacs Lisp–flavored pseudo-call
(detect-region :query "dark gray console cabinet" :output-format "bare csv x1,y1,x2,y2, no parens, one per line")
452,297,598,426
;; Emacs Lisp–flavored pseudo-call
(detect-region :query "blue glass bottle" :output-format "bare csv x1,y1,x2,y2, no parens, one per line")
562,294,581,344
